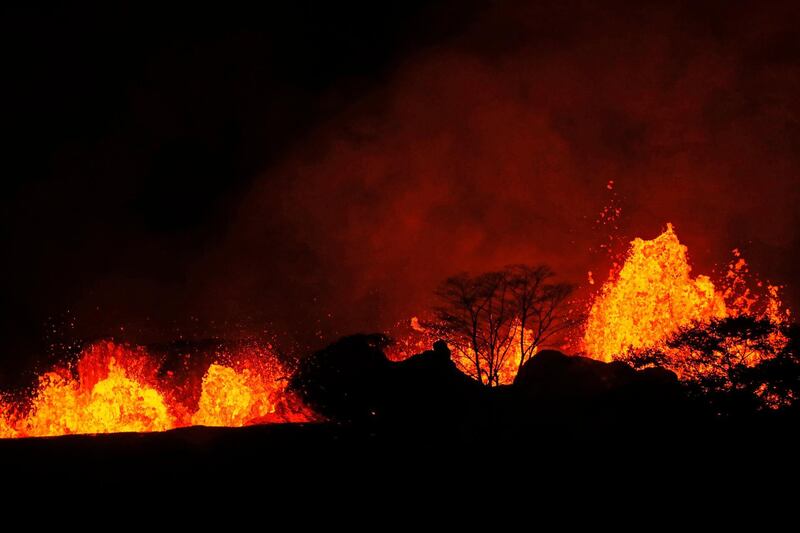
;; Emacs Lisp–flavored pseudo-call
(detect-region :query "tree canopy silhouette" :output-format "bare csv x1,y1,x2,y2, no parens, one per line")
624,316,800,414
431,265,576,386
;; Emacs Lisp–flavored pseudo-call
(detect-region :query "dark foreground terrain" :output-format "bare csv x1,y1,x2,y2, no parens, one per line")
2,415,798,508
2,335,799,502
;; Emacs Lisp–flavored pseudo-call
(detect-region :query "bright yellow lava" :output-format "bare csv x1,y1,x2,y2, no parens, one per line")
584,223,728,361
191,364,278,427
583,223,787,364
23,358,173,437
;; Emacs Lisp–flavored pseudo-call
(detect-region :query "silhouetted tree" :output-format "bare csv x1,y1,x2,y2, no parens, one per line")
433,265,576,386
434,271,511,386
625,316,800,414
506,265,576,375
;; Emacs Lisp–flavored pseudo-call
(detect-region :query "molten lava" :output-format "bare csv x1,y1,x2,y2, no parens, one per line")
192,364,262,427
1,222,793,435
25,361,174,437
22,342,174,437
583,224,728,361
583,223,787,363
392,223,789,388
191,352,288,427
0,340,313,439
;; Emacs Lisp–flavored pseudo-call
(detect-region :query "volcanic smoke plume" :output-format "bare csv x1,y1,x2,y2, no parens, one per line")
1,1,796,365
201,0,800,345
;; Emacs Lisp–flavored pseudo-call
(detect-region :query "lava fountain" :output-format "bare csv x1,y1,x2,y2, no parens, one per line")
1,222,792,437
18,342,174,438
0,340,314,439
583,223,788,363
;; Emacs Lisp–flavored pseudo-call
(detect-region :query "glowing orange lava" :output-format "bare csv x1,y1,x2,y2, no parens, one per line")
0,402,16,439
394,223,789,387
191,353,288,427
0,340,313,438
1,222,792,435
583,223,787,362
21,342,174,437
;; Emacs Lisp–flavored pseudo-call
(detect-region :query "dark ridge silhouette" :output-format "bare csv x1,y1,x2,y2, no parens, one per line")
288,335,706,452
515,350,645,392
513,349,683,410
290,335,481,434
290,333,395,424
2,331,800,494
501,350,692,444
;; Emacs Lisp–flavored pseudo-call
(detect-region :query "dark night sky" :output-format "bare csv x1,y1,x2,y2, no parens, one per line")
1,1,799,381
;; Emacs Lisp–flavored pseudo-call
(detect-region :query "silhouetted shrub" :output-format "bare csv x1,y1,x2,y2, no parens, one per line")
625,317,800,416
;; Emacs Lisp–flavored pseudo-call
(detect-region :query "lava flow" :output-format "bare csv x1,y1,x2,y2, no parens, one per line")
0,340,313,439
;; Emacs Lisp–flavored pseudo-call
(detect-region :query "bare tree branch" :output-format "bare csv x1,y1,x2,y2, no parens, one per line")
433,265,577,386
